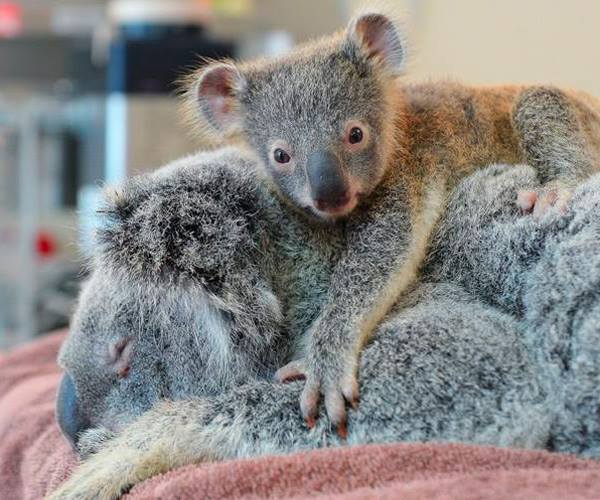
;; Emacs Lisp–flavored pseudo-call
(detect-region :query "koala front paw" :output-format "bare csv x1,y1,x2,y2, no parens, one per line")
47,444,137,500
274,359,308,383
517,187,571,219
277,359,359,438
77,427,117,459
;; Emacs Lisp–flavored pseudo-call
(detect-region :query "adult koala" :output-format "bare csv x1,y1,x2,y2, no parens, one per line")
55,147,346,445
50,143,600,497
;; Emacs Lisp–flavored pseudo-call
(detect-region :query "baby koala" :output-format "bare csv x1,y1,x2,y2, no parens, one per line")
188,9,600,431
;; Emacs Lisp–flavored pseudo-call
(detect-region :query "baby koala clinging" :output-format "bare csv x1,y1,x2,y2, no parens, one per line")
188,9,600,435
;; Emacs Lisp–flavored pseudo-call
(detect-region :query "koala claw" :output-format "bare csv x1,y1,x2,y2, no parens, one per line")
337,422,348,440
299,369,359,438
342,375,360,410
77,427,116,459
516,190,538,215
300,380,320,428
517,188,571,219
274,360,307,383
278,358,359,437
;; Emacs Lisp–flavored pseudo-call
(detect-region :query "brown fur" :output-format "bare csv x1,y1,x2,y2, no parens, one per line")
388,83,600,208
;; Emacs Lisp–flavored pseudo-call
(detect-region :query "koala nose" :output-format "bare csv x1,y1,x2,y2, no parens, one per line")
314,192,351,212
306,150,350,211
56,373,91,450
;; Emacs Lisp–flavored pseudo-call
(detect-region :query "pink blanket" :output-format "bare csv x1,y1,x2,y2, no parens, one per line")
2,331,600,500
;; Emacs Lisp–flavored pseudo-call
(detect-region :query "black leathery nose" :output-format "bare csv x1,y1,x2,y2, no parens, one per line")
56,373,91,450
306,150,349,207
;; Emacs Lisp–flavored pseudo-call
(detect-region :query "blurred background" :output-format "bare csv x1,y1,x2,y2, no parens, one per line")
1,0,599,348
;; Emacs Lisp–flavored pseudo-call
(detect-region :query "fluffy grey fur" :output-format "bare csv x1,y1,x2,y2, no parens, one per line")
513,87,599,184
427,163,600,457
51,144,600,498
59,147,345,433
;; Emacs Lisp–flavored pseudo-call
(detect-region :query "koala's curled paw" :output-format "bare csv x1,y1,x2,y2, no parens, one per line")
77,426,116,459
517,187,572,219
277,359,359,438
274,359,308,382
47,443,138,500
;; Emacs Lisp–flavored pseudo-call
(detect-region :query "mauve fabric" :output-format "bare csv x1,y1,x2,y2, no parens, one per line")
1,332,600,500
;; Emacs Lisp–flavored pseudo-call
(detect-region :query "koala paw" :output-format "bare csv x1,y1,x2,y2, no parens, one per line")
278,359,359,438
517,187,572,219
77,426,116,459
47,443,137,500
274,359,308,382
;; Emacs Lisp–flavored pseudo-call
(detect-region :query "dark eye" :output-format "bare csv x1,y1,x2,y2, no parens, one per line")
349,127,363,144
273,148,291,164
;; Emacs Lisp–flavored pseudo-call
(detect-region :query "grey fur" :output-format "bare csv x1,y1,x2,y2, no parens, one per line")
59,147,346,434
513,87,598,184
51,143,600,499
52,70,600,496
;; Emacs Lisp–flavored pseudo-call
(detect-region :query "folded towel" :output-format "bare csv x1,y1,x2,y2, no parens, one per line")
2,331,600,499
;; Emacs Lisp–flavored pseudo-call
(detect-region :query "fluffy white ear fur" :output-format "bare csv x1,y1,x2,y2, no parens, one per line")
195,62,245,134
346,12,406,75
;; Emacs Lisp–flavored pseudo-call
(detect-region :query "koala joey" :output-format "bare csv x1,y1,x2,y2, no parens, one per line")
189,9,600,430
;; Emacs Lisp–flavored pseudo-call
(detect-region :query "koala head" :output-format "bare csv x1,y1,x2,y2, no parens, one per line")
56,273,165,450
191,12,406,221
55,149,287,452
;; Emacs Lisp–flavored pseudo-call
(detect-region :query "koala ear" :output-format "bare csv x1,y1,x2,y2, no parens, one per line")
195,62,246,134
107,337,134,379
345,13,406,75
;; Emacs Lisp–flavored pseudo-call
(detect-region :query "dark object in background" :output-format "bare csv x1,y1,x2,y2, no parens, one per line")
0,36,104,93
108,24,235,94
0,20,235,345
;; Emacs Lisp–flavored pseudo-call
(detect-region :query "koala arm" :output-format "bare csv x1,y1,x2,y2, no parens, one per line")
47,383,327,500
295,86,600,432
49,280,542,500
289,177,447,433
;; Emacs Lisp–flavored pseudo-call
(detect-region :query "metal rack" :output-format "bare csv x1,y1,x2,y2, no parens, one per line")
0,97,104,349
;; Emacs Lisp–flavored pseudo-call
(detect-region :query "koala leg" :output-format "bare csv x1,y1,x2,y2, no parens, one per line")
512,86,600,219
513,86,598,185
48,399,218,500
49,284,548,499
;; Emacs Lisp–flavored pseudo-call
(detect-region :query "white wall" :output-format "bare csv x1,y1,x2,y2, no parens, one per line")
347,0,600,97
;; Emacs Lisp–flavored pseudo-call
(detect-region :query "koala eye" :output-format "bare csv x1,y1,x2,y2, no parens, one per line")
274,148,291,164
348,127,363,144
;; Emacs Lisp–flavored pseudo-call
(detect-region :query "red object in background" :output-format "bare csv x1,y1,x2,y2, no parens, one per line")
36,231,57,258
0,2,23,38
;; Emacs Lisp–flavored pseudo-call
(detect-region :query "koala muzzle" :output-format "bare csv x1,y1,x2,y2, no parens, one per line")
56,373,91,450
306,150,350,212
